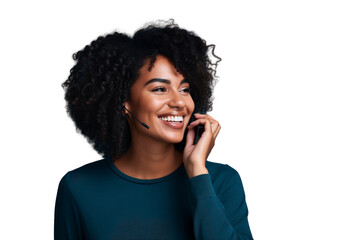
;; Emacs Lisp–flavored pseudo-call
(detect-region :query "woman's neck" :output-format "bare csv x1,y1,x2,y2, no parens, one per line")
113,141,183,180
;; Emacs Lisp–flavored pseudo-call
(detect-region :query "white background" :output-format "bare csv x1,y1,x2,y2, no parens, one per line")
0,0,359,239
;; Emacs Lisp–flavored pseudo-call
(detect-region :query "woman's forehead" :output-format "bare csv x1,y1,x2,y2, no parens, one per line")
135,55,186,85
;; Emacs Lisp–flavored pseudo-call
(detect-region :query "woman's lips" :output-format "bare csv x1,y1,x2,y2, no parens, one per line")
158,117,184,129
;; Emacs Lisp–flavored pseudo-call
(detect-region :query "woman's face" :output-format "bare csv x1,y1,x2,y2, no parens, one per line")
124,55,195,143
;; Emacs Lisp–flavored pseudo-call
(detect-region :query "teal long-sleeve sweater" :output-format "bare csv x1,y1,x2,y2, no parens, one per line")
54,158,253,240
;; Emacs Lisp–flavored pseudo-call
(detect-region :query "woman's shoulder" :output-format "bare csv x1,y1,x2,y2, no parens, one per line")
58,159,109,189
68,158,107,175
204,160,246,196
205,160,239,178
205,160,244,186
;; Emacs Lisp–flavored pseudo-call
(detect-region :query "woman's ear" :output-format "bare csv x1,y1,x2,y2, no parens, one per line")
122,102,130,115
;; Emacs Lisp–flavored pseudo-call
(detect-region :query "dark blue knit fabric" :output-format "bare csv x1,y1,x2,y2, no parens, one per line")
54,158,253,240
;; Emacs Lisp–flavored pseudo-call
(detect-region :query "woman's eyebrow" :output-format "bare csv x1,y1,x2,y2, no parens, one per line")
144,78,189,86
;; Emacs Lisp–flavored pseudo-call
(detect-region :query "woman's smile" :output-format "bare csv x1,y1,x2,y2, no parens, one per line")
158,114,185,129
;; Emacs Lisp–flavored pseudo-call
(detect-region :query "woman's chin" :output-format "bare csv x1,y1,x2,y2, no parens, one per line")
160,134,185,144
166,137,184,144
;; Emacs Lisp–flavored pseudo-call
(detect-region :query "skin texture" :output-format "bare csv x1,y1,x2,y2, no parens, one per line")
114,55,221,179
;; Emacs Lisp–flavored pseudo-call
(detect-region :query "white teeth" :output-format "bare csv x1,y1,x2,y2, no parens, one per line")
159,116,183,122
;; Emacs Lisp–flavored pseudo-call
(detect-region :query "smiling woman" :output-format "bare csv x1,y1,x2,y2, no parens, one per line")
55,19,253,240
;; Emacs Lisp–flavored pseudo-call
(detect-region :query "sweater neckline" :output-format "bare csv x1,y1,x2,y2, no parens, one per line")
106,156,186,184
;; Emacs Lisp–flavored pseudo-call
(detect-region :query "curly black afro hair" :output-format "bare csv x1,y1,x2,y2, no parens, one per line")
61,19,221,160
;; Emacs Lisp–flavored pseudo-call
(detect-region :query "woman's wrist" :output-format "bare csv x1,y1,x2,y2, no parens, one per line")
185,163,209,179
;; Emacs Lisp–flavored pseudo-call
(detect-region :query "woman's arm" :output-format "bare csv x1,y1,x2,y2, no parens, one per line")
186,168,253,240
54,173,83,240
184,113,253,239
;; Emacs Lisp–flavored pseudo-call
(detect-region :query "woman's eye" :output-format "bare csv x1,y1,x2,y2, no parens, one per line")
152,87,166,92
181,87,191,93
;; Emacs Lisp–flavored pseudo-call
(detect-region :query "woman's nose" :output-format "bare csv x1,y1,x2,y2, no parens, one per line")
168,91,185,109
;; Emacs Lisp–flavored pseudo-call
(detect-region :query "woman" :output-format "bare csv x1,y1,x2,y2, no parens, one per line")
55,19,253,240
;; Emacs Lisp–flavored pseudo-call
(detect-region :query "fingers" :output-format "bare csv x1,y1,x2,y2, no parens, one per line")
188,113,221,139
190,114,221,134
